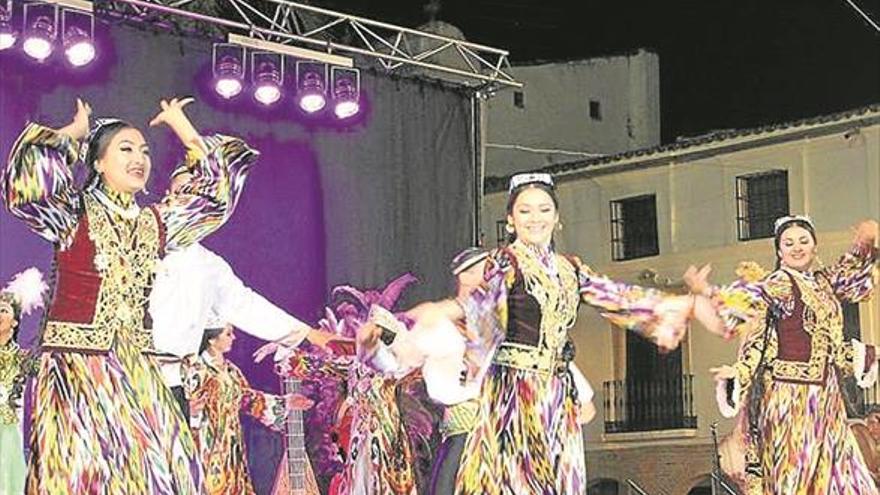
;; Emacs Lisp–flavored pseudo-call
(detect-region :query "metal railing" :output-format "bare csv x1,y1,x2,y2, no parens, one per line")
603,375,697,433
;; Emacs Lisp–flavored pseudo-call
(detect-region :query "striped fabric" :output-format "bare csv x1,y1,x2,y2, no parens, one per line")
454,366,584,495
756,371,876,494
27,332,202,494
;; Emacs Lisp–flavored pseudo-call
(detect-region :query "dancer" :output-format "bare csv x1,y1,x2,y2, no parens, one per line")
151,167,332,419
2,97,257,493
267,274,430,495
411,173,703,494
360,247,598,495
182,324,313,495
689,215,879,494
0,268,47,495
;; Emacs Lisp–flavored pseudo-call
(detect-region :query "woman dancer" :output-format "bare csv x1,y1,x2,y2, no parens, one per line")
2,97,258,493
183,324,312,495
413,173,706,494
690,215,879,494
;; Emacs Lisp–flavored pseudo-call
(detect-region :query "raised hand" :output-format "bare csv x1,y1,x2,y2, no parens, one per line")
355,322,382,357
58,98,92,141
683,264,713,296
853,219,879,247
149,97,200,147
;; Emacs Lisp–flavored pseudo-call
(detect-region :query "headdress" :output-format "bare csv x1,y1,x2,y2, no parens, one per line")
773,215,815,236
508,172,554,193
450,247,489,275
1,267,48,321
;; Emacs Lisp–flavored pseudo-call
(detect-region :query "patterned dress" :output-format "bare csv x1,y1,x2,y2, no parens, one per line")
2,123,257,494
334,359,419,495
714,244,878,494
0,341,28,494
182,353,288,495
455,240,682,495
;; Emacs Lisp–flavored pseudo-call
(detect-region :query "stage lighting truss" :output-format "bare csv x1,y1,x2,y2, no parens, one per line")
18,0,95,66
103,0,522,90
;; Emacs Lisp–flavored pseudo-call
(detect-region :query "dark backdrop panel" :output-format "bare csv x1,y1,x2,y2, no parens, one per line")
0,18,473,494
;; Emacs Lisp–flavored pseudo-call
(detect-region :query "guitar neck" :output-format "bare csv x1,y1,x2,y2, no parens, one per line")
285,377,308,493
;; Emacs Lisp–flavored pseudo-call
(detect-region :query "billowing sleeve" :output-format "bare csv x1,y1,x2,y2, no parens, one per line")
834,339,878,388
709,263,793,338
207,249,310,344
2,123,82,247
826,241,877,303
154,134,259,251
235,365,288,431
575,260,688,347
461,249,516,367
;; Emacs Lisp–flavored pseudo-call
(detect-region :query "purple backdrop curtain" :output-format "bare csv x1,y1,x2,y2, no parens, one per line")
1,17,474,494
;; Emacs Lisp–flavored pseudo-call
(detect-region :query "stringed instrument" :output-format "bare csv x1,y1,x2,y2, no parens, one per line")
271,373,320,494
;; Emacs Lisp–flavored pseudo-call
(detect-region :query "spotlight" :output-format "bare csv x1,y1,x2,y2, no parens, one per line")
296,62,327,114
0,2,16,51
23,15,55,62
332,67,360,119
251,52,283,106
212,43,245,99
63,26,93,66
61,9,95,67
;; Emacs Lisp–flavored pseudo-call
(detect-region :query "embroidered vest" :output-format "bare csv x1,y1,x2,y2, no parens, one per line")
493,242,581,374
42,195,164,353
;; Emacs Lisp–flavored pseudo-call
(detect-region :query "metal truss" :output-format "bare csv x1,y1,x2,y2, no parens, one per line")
104,0,522,88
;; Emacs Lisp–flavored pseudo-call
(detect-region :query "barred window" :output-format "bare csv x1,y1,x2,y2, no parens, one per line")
610,194,659,261
589,99,602,120
736,170,789,241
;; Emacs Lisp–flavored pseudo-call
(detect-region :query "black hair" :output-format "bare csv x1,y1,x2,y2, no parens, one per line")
0,296,20,345
773,219,817,269
198,327,226,355
504,182,560,244
82,120,138,188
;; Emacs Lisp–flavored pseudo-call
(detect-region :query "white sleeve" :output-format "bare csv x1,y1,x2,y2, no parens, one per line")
207,252,311,344
368,344,405,374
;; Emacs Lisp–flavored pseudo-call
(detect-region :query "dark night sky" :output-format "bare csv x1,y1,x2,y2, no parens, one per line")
315,0,880,143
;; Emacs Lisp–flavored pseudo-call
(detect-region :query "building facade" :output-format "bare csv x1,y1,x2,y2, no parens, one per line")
484,49,661,178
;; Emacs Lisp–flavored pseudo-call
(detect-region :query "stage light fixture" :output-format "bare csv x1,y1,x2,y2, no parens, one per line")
252,52,283,106
22,4,57,62
332,67,360,119
0,2,16,51
61,8,95,67
212,43,245,99
296,61,327,114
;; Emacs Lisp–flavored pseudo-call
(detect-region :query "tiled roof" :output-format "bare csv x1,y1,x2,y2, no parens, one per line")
485,103,880,193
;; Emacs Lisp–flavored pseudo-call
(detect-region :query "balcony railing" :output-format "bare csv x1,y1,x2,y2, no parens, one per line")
603,374,697,433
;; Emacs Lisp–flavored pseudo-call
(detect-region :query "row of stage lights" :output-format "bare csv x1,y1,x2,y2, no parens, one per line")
0,1,362,119
0,0,96,67
212,42,362,119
